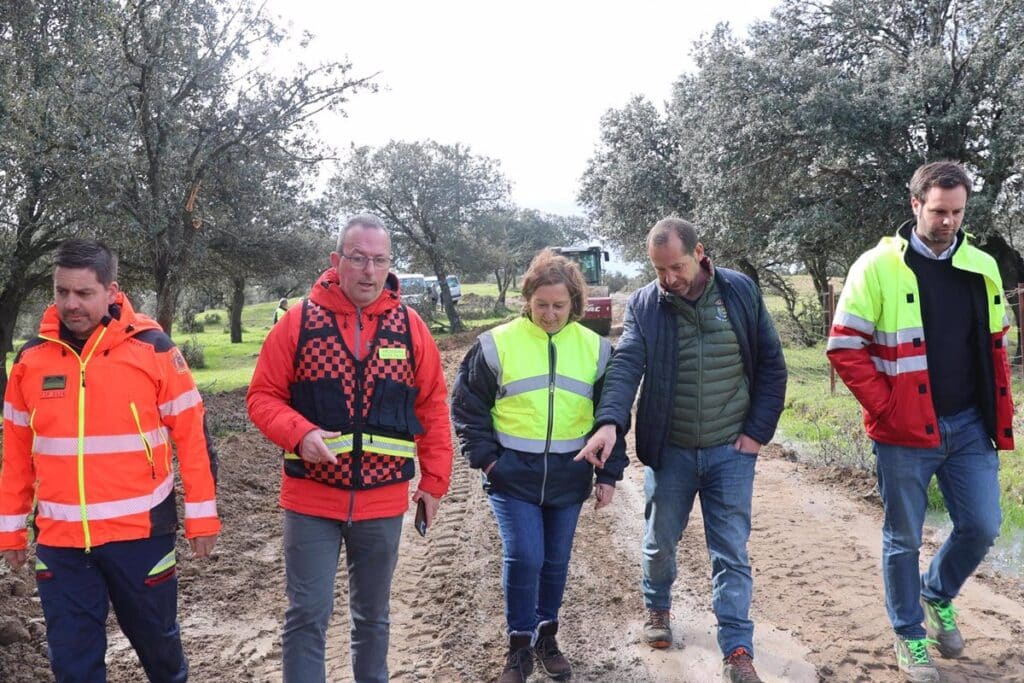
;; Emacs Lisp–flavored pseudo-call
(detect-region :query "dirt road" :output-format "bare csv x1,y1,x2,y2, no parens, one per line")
3,333,1024,682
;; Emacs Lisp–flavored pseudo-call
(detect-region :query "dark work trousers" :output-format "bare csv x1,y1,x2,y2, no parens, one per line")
35,533,188,683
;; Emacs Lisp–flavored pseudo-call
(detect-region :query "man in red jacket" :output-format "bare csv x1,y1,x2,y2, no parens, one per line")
247,213,453,683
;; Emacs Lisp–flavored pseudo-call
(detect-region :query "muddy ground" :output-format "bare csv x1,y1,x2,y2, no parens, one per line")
3,326,1024,682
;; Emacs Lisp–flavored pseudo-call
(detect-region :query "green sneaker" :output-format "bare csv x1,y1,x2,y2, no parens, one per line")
894,637,940,683
922,598,965,658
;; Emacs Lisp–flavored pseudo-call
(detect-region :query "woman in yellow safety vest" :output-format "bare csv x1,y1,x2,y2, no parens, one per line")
451,249,628,683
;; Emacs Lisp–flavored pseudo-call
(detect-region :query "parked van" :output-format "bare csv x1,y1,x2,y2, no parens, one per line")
397,273,428,307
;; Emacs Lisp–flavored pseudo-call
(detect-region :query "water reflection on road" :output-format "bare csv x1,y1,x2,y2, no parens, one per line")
925,509,1024,578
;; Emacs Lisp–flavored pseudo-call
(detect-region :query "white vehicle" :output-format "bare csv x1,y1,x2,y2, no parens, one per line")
445,275,462,303
397,273,429,307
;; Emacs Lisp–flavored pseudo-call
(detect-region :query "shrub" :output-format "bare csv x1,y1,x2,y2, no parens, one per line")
203,312,222,325
178,316,205,334
179,337,206,369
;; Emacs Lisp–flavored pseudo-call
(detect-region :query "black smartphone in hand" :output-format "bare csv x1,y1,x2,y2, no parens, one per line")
414,498,428,537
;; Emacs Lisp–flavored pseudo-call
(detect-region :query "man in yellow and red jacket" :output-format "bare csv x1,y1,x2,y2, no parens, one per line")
0,239,220,682
247,213,453,683
828,161,1013,682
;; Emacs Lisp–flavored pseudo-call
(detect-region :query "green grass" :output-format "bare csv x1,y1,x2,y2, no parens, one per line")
184,329,265,393
777,345,875,469
460,282,518,297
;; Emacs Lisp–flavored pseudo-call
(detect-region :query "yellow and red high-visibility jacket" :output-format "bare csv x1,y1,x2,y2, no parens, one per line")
827,223,1014,450
0,292,220,551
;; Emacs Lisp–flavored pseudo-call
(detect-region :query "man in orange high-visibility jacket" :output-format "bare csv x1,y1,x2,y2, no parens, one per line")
0,239,220,683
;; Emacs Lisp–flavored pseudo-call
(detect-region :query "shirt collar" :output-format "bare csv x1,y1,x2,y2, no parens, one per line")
909,228,956,261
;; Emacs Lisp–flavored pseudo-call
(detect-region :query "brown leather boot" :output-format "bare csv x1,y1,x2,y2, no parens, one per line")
534,620,572,680
496,633,534,683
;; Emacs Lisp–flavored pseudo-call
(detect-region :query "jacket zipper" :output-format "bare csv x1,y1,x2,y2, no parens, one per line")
347,308,364,525
695,306,703,445
39,328,108,552
540,335,556,505
129,402,156,479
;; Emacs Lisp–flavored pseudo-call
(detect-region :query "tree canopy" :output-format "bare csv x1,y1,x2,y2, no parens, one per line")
0,0,374,395
331,140,511,332
581,0,1024,311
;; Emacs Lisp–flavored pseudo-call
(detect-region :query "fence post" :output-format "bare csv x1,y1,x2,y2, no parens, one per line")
827,283,836,395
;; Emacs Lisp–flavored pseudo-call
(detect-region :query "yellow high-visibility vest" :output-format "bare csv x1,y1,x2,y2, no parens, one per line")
478,316,611,453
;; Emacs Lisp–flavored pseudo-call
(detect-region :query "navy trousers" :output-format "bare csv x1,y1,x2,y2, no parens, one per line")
35,534,188,683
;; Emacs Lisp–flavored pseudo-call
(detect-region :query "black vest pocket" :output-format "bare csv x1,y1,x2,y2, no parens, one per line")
289,379,351,432
366,378,425,436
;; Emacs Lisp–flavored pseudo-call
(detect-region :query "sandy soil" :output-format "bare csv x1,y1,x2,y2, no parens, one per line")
3,323,1024,682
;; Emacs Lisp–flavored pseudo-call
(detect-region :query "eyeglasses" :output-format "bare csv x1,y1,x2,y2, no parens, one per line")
341,253,392,269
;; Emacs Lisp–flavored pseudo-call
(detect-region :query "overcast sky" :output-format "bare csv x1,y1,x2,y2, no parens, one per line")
263,0,779,219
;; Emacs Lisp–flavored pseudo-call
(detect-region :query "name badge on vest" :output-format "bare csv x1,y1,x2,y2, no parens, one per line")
42,375,67,399
378,347,408,360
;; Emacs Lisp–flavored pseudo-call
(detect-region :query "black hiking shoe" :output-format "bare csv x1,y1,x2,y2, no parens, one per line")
534,620,572,680
496,633,534,683
722,647,762,683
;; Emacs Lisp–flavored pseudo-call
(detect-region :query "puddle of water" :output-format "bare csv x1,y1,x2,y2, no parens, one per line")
924,509,1024,578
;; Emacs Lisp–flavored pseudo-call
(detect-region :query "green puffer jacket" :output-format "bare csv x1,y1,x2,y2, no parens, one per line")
666,278,749,448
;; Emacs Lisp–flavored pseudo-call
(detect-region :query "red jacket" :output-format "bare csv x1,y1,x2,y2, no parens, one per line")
0,293,220,550
246,269,453,521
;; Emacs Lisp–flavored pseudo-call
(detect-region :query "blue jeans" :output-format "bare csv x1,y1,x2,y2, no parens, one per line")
488,492,584,635
642,443,757,657
874,407,1001,639
35,534,186,683
282,510,403,683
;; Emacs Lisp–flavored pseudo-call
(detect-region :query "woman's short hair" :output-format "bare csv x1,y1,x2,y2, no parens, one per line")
520,249,588,322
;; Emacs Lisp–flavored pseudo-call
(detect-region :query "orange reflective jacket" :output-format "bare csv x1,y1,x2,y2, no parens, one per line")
0,293,220,550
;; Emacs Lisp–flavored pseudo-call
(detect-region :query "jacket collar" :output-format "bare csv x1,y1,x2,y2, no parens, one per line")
38,292,160,355
657,254,716,306
515,313,578,340
308,267,401,316
895,219,967,254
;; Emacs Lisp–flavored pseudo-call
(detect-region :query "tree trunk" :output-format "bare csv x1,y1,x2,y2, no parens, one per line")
495,268,512,307
434,268,464,333
0,210,55,398
154,272,179,335
0,289,28,400
804,256,830,300
229,275,245,343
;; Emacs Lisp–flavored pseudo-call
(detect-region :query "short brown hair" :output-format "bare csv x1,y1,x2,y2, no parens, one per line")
647,216,699,253
520,249,587,322
909,161,972,202
54,239,118,285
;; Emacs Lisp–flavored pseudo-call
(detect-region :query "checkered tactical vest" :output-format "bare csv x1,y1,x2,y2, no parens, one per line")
284,298,424,490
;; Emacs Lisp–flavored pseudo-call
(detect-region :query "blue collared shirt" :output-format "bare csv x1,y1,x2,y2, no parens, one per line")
909,228,956,261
